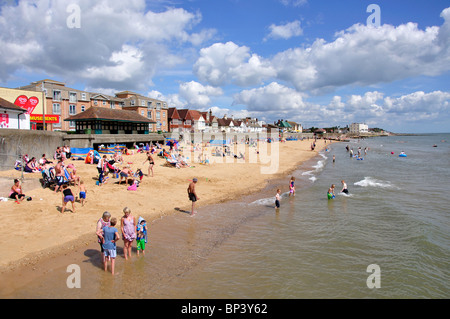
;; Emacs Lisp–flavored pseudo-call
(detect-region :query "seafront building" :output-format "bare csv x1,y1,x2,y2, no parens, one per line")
2,79,285,135
349,123,369,134
12,79,169,133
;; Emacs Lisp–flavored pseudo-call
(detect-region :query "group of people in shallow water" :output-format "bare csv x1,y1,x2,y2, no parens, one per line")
327,180,349,200
275,142,362,207
95,208,148,275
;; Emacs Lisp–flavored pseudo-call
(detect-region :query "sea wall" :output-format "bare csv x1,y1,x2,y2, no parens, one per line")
0,129,65,171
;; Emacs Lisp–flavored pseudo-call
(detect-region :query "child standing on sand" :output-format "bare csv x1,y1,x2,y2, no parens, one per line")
61,184,75,213
97,217,119,275
78,180,87,206
275,189,281,209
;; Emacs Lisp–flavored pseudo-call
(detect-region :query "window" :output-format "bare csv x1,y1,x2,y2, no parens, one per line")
147,101,152,107
102,100,106,106
81,105,85,112
111,101,115,109
53,115,61,127
156,102,161,110
69,121,76,127
162,112,166,118
147,111,152,119
81,93,87,100
141,100,146,106
69,92,77,103
69,104,76,115
185,120,191,125
141,111,145,116
53,90,61,101
43,89,48,97
94,100,98,106
52,103,61,114
131,100,135,106
156,112,160,120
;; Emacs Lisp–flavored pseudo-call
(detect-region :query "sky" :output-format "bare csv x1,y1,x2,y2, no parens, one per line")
0,0,449,133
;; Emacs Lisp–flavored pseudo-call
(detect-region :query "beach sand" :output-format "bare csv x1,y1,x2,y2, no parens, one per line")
0,139,330,275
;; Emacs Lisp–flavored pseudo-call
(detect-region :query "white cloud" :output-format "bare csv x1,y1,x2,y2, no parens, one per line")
193,42,276,87
265,20,303,40
230,84,450,129
147,90,187,108
179,81,223,108
194,8,450,94
272,18,450,93
233,82,307,113
0,0,215,90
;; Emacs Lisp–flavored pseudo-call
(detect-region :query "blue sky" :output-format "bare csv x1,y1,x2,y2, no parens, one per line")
1,0,449,133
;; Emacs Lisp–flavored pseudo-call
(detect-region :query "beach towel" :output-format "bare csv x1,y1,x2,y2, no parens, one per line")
127,183,137,191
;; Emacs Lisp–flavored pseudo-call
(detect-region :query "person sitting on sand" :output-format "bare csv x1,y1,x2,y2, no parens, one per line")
114,151,123,164
24,157,39,173
39,154,52,166
10,179,26,203
69,168,81,186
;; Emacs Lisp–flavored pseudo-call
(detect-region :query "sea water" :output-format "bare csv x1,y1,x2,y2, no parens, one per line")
3,134,449,298
161,133,450,299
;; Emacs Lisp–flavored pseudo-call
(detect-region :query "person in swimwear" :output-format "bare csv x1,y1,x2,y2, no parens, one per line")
142,151,155,177
327,184,336,199
275,188,281,208
61,184,75,213
341,180,349,194
289,176,295,197
187,178,199,216
10,179,26,203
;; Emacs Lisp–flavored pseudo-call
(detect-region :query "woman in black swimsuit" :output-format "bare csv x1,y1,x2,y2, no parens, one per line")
142,151,155,177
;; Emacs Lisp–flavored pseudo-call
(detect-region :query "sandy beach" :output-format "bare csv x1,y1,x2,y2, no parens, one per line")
0,139,330,274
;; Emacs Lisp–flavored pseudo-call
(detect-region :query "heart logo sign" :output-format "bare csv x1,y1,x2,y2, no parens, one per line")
14,95,39,114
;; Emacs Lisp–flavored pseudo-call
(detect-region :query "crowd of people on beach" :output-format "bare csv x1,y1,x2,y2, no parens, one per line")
5,136,325,275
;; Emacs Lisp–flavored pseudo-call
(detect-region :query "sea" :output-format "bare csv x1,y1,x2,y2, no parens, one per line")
2,133,449,299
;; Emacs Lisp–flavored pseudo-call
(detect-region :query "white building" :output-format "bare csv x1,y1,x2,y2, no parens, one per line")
0,97,30,129
349,123,369,134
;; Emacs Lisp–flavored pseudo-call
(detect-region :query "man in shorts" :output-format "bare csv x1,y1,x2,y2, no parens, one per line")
187,178,199,216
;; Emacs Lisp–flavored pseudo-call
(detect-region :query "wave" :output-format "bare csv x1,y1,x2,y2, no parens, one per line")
249,192,290,206
301,152,327,183
353,177,399,189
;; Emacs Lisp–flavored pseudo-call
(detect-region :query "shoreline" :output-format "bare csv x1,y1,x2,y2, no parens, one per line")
0,139,333,286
